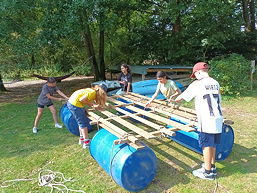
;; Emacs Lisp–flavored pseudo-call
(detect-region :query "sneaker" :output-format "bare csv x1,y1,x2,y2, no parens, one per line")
79,137,84,145
82,139,91,149
201,163,217,176
32,127,38,134
55,123,63,128
192,168,215,180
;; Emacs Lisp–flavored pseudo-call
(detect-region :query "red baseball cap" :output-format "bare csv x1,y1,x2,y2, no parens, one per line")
190,62,209,78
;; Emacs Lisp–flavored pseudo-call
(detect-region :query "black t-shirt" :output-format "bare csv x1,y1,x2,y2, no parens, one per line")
117,72,133,92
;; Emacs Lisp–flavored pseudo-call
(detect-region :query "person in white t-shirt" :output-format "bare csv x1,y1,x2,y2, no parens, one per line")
145,71,181,108
175,62,223,180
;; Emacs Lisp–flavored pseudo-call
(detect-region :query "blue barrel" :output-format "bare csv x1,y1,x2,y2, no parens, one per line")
90,129,157,192
59,104,92,136
167,117,234,161
111,79,185,98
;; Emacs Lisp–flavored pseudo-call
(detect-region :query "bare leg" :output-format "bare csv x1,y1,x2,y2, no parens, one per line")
34,108,44,127
211,147,216,165
48,105,58,124
202,146,214,170
80,127,89,139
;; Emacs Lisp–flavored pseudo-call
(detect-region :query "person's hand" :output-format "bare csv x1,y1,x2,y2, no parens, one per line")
145,101,151,108
168,96,175,103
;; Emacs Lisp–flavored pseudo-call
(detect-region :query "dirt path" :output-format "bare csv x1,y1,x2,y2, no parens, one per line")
0,76,95,103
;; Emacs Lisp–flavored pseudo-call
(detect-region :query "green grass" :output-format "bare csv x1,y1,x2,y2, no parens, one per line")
0,91,257,193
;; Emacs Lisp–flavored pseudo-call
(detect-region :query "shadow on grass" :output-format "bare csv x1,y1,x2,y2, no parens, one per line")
140,138,203,192
218,143,257,177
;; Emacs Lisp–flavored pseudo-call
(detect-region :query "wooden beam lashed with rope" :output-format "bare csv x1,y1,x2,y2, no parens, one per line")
85,93,203,149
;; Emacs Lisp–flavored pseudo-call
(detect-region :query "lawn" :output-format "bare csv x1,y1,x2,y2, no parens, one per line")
0,82,256,193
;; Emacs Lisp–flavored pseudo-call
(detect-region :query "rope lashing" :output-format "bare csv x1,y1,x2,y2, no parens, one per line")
96,117,101,131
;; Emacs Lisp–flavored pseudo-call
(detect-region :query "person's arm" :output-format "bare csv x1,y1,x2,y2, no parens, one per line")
145,87,160,108
117,73,124,84
174,82,196,103
56,90,69,100
126,82,131,93
79,94,94,107
174,94,184,103
168,88,181,102
46,93,65,101
126,74,132,93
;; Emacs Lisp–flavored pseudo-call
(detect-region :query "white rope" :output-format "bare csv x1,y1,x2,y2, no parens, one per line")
1,178,33,188
1,170,86,193
96,117,101,131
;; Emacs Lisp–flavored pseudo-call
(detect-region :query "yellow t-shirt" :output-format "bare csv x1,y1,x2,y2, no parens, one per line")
68,88,96,108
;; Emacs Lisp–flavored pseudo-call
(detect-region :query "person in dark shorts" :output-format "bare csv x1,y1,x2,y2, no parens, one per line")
117,64,132,94
175,62,223,180
32,77,69,133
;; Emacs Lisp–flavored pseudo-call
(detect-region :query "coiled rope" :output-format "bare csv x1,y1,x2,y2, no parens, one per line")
1,170,86,193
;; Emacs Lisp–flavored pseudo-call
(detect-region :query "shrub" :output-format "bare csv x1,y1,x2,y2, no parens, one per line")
209,54,251,95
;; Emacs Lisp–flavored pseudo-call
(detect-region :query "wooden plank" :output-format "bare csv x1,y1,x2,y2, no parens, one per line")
122,94,197,120
90,119,145,149
89,112,144,125
113,107,179,136
129,92,197,115
109,97,195,132
88,111,139,144
119,93,233,126
100,110,155,139
113,106,165,130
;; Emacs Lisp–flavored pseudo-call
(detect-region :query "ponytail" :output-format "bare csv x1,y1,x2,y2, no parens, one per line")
93,85,107,108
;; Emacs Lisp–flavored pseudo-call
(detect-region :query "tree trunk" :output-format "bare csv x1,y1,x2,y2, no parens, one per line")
242,0,251,32
80,10,100,81
99,10,106,80
249,0,256,31
172,0,181,34
31,53,35,68
0,74,7,91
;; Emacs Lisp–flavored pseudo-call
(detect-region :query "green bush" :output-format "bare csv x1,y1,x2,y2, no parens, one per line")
72,63,92,76
209,54,251,95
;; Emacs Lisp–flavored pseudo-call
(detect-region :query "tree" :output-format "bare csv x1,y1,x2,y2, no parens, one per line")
0,74,7,91
242,0,256,32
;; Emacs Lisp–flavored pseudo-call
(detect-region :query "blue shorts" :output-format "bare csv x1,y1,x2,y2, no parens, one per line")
67,102,90,129
199,132,221,148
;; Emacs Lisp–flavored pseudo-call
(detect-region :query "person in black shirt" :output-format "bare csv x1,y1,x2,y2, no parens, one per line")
117,64,132,93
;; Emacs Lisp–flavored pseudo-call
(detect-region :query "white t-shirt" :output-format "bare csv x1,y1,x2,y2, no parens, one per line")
156,79,179,99
180,77,223,133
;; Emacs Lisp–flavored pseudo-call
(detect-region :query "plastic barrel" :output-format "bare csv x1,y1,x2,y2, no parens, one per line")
111,79,185,98
167,117,234,161
59,104,92,136
90,128,157,192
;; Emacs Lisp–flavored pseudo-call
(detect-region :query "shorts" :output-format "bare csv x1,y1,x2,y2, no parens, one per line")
67,102,90,129
199,132,221,148
37,103,53,108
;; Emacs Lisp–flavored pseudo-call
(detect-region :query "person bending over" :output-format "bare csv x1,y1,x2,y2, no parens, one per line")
145,71,181,108
67,84,107,149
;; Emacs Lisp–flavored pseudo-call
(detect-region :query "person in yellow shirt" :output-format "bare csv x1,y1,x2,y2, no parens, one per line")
67,84,107,149
145,71,181,108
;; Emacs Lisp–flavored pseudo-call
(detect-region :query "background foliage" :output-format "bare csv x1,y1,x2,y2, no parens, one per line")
0,0,256,92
